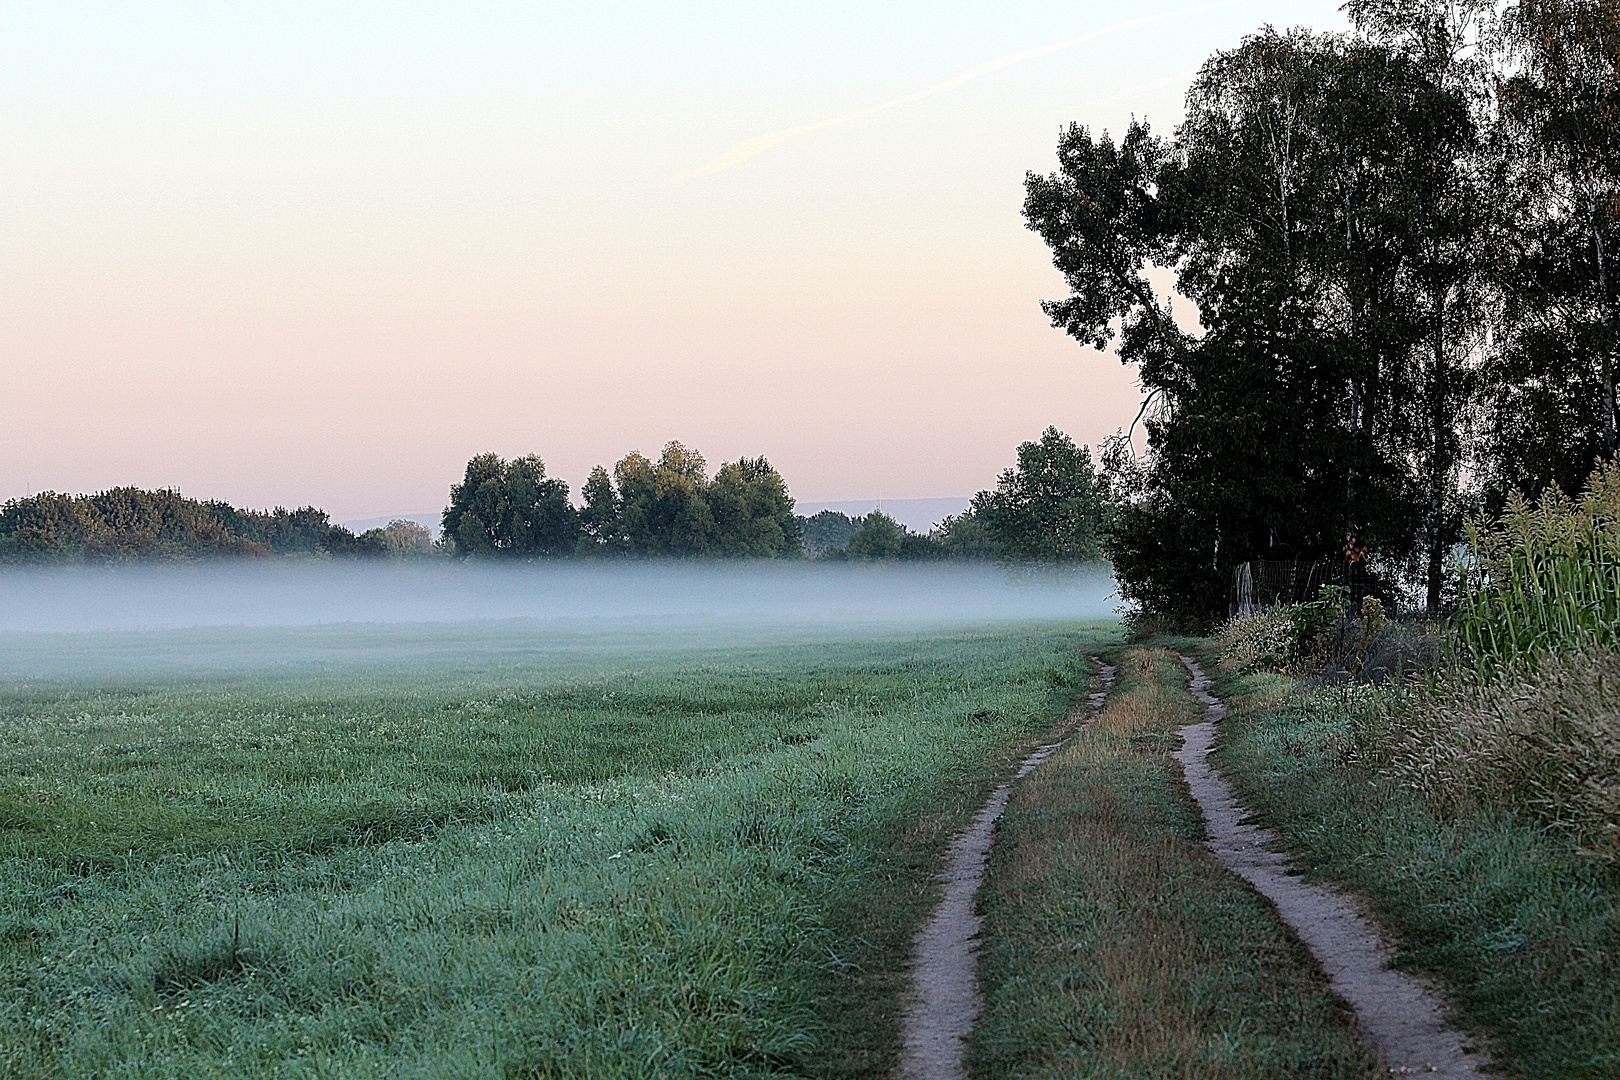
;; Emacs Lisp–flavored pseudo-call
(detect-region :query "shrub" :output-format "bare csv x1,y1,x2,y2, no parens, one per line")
1216,607,1298,671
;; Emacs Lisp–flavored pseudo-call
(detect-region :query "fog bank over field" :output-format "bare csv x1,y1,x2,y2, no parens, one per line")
0,561,1115,635
0,562,1116,681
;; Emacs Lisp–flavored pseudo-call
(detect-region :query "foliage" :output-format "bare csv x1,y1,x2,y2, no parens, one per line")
970,426,1104,563
0,488,380,562
1027,2,1620,623
1380,647,1620,863
844,511,907,559
442,453,578,558
446,444,800,560
799,510,861,558
368,518,435,558
1487,0,1620,503
1455,460,1620,668
1216,607,1300,672
932,511,1000,560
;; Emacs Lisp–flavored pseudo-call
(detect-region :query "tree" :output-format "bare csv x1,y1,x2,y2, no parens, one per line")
612,443,717,556
1348,0,1498,613
442,453,579,558
1487,0,1620,500
708,457,799,557
578,465,621,553
844,511,907,559
371,519,434,557
1026,25,1499,622
798,511,858,557
972,427,1105,562
933,511,1000,560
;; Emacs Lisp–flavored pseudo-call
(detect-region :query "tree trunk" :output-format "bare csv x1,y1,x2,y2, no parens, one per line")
1426,290,1449,617
1432,275,1458,621
1595,219,1616,458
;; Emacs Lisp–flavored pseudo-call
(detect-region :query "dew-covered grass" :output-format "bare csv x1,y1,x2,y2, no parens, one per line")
1213,662,1620,1079
0,620,1119,1078
970,648,1378,1080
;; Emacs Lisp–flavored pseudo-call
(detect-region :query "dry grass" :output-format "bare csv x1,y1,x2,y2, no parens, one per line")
1384,648,1620,862
970,648,1378,1080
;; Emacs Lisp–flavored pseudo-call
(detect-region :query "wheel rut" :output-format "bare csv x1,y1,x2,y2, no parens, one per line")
894,657,1115,1080
1173,654,1489,1078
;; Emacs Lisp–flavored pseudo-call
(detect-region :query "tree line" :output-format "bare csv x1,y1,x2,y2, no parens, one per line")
439,432,1108,563
1026,0,1620,625
0,488,431,562
0,430,1110,565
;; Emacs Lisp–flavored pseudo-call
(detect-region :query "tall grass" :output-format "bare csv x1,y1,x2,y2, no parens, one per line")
1215,666,1620,1078
1456,460,1620,670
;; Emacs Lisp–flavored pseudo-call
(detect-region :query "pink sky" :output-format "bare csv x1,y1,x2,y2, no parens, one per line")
0,1,1344,519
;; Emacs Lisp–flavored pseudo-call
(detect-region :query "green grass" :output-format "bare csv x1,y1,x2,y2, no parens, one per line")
0,620,1120,1079
968,647,1379,1080
1211,660,1620,1079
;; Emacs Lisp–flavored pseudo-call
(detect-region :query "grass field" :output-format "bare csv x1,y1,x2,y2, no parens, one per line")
970,647,1379,1080
1212,660,1620,1079
0,620,1118,1079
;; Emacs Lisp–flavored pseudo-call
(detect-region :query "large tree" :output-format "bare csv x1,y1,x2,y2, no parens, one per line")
442,453,579,558
1029,29,1445,623
972,426,1105,562
1487,0,1620,500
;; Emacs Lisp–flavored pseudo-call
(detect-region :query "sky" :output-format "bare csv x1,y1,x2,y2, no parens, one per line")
0,1,1348,520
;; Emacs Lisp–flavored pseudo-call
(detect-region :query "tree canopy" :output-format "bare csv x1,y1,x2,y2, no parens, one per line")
1028,3,1620,624
442,444,802,560
971,426,1105,563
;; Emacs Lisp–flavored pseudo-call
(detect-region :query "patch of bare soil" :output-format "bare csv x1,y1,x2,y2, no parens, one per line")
895,659,1115,1080
1174,655,1489,1078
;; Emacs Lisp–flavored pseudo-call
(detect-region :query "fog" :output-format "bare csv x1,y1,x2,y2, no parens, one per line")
0,562,1118,680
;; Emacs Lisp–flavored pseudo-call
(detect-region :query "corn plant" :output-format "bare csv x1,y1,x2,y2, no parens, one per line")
1455,460,1620,672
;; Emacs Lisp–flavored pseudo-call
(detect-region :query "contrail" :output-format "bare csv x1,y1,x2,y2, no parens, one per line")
669,2,1234,185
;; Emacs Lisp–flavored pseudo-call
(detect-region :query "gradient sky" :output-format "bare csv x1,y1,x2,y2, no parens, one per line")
1,0,1348,519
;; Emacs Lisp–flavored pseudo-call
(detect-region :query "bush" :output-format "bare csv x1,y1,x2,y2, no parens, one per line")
1216,607,1298,671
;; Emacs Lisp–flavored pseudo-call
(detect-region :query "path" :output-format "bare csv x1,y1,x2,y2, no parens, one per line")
1173,655,1489,1078
895,658,1115,1080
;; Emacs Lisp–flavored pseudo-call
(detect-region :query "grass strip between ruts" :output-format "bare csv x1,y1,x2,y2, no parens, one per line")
1211,657,1620,1079
969,646,1380,1080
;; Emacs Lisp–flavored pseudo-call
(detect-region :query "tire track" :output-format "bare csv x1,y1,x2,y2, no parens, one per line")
1174,654,1488,1078
895,657,1115,1080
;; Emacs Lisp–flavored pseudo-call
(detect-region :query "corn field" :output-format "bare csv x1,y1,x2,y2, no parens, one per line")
1455,461,1620,671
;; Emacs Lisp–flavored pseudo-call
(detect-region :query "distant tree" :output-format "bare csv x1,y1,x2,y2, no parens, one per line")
972,427,1105,563
799,510,861,557
577,465,621,553
371,519,434,558
319,525,390,559
845,511,907,559
612,443,717,556
933,511,1000,560
0,488,385,562
442,453,579,558
708,456,801,557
